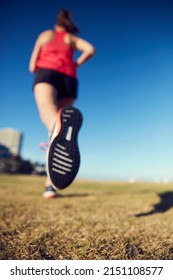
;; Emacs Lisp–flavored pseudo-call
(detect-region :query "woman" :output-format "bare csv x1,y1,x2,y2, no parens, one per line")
29,9,95,198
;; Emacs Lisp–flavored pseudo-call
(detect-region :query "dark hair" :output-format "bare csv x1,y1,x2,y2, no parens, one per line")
56,9,80,34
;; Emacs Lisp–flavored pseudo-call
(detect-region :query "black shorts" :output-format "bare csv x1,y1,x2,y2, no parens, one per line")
33,68,78,100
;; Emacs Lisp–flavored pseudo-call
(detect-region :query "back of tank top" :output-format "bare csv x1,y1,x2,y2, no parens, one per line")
36,31,77,78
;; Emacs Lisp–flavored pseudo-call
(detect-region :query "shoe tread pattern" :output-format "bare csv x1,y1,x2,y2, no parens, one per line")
48,107,83,189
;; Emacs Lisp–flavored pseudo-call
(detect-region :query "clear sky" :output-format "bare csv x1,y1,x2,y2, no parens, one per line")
1,0,173,182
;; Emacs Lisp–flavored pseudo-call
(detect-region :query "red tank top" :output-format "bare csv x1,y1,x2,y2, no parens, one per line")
36,31,77,78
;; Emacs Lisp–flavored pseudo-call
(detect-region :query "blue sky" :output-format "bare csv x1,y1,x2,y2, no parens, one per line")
1,0,173,181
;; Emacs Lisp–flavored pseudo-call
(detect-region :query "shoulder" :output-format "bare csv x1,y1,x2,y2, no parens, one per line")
40,29,54,35
39,30,54,39
37,30,55,44
68,34,78,42
64,33,79,48
68,34,87,46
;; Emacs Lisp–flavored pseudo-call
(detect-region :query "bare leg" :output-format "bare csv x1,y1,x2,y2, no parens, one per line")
34,83,75,189
34,83,59,134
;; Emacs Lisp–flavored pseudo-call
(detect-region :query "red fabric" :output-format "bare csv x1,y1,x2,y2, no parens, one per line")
36,31,77,78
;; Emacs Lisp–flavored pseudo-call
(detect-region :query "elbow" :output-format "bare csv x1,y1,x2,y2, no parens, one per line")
89,46,96,57
29,65,36,73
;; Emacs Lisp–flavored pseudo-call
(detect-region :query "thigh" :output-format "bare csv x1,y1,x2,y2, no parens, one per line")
34,83,58,131
34,83,58,108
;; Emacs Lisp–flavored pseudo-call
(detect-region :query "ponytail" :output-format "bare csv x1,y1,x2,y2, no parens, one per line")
56,9,80,34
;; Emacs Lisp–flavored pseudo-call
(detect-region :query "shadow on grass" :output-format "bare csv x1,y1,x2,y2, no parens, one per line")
135,191,173,217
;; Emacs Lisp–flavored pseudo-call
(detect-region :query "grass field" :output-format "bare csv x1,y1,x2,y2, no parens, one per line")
0,174,173,260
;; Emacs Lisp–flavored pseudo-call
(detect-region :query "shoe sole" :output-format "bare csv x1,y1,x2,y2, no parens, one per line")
43,192,58,199
46,106,83,190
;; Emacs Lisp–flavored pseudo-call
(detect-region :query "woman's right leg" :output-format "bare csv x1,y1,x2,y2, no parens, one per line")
34,83,59,195
34,83,58,135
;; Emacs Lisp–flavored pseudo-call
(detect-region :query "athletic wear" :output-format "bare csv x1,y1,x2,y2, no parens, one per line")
36,31,77,78
46,106,83,190
33,68,78,100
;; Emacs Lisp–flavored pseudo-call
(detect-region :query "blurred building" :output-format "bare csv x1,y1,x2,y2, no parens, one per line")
0,128,23,156
0,144,10,158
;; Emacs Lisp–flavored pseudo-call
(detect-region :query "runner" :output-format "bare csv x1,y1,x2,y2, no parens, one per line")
29,9,95,198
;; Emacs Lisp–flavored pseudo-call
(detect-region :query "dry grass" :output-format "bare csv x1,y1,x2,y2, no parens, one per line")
0,174,173,260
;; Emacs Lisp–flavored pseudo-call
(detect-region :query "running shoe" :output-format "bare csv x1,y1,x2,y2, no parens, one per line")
46,106,83,190
43,185,58,199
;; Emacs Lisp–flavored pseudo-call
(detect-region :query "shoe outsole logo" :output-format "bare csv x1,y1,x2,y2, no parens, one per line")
65,126,73,141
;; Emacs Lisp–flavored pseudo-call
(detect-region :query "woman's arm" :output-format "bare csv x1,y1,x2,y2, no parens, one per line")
29,30,54,72
29,36,42,72
71,35,95,66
